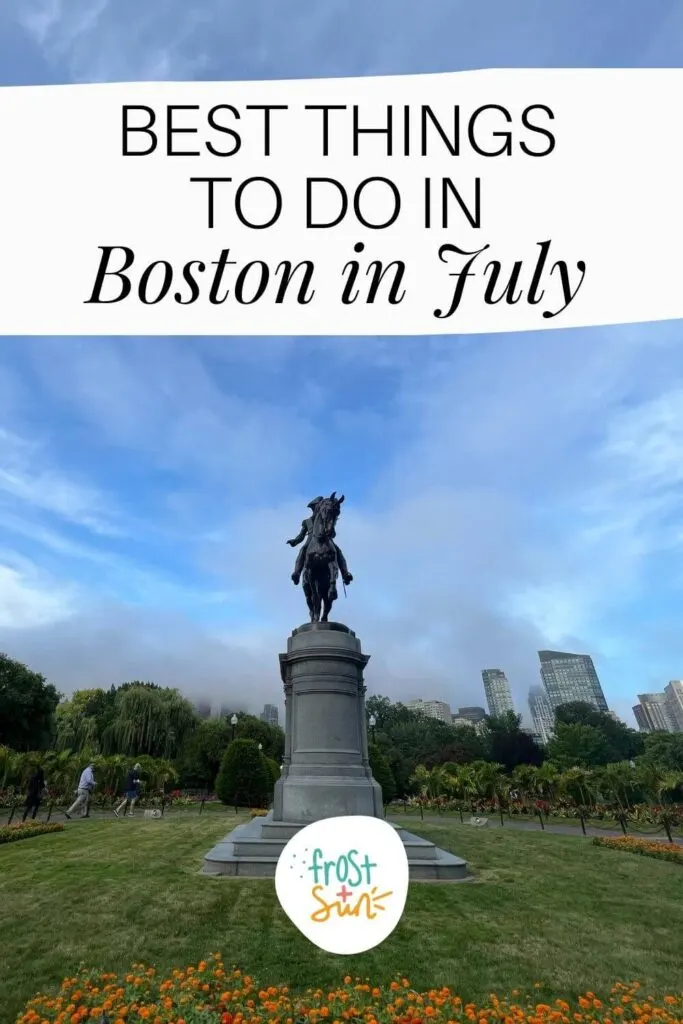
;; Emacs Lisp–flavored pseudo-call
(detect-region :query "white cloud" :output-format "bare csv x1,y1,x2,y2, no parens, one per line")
0,553,76,629
0,425,122,535
21,340,315,502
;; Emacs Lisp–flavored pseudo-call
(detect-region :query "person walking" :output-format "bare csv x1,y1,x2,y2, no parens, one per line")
22,766,46,822
114,763,142,817
65,762,96,819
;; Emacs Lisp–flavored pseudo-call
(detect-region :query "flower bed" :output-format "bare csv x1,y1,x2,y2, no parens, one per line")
17,961,683,1024
0,822,64,845
593,835,683,864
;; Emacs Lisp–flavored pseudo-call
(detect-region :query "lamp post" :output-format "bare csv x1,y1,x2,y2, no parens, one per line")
369,713,376,744
230,714,238,742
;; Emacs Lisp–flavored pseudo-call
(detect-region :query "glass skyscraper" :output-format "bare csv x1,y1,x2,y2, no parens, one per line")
481,669,514,717
538,650,608,713
528,685,555,744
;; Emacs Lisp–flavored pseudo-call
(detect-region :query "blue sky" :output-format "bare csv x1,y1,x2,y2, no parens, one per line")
1,1,682,724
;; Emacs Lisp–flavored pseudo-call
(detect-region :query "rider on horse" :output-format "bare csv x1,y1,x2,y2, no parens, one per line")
287,496,353,586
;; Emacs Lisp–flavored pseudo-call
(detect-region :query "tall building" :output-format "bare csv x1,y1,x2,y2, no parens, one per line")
664,681,683,730
528,685,555,744
633,685,683,733
633,693,676,733
481,669,514,717
457,706,487,725
260,703,279,727
633,703,650,732
538,650,608,713
407,699,452,723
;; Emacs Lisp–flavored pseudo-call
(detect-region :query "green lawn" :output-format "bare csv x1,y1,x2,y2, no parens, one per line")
1,815,682,1023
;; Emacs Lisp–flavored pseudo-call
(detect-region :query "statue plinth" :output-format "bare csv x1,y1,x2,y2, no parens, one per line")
273,621,383,822
202,621,468,881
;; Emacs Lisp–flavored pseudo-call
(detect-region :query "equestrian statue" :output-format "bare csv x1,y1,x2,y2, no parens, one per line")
286,492,353,623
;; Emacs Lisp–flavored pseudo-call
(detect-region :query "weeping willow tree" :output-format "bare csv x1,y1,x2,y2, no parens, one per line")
110,685,197,760
54,702,101,753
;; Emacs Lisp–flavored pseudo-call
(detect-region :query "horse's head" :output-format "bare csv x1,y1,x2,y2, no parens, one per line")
311,491,344,540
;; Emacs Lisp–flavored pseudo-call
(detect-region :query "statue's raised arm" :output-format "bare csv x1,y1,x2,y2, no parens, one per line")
287,492,353,623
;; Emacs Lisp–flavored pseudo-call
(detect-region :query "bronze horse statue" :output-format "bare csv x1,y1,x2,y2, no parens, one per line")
295,492,350,623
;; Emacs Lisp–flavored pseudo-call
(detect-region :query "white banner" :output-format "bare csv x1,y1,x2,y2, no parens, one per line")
0,69,681,335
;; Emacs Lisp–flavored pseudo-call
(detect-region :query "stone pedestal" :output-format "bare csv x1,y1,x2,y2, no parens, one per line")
273,622,384,822
202,621,468,882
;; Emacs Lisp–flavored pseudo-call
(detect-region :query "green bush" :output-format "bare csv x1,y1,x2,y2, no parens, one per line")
215,739,272,808
369,744,397,804
265,757,281,786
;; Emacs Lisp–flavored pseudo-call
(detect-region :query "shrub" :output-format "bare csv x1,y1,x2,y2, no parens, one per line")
0,822,64,845
593,835,683,864
17,962,683,1024
215,739,272,808
265,757,281,786
369,743,397,804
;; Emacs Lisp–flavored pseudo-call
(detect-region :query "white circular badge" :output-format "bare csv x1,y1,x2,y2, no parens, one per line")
274,815,409,955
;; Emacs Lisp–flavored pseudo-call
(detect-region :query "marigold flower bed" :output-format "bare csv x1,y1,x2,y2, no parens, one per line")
0,822,64,845
17,959,683,1024
593,836,683,864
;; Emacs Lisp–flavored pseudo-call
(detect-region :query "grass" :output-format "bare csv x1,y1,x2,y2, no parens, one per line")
1,815,683,1023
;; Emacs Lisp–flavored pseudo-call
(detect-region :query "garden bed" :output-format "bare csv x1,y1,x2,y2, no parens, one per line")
593,835,683,864
17,961,683,1024
0,822,64,845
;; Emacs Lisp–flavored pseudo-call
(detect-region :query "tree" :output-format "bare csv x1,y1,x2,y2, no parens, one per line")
470,760,507,802
230,713,285,761
365,696,420,730
0,653,61,751
382,747,414,799
54,699,101,753
410,764,450,800
558,765,595,807
369,743,396,804
109,685,197,760
640,732,683,772
555,701,643,762
596,760,639,810
177,717,233,789
264,757,281,787
484,711,545,770
215,739,272,808
430,726,487,766
546,722,614,768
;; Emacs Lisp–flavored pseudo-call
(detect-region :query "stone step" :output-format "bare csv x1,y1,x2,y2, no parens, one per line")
204,848,467,881
203,816,468,882
232,835,439,862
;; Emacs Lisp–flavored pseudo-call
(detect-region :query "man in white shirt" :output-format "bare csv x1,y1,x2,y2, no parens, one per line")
65,763,96,819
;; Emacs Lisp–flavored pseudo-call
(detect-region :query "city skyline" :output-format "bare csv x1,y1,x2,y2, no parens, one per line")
184,664,683,735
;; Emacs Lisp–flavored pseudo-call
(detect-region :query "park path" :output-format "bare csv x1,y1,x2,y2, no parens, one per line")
391,813,683,845
11,805,683,847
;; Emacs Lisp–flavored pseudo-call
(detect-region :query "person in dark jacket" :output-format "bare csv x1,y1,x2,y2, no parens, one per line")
22,767,46,822
114,763,142,817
